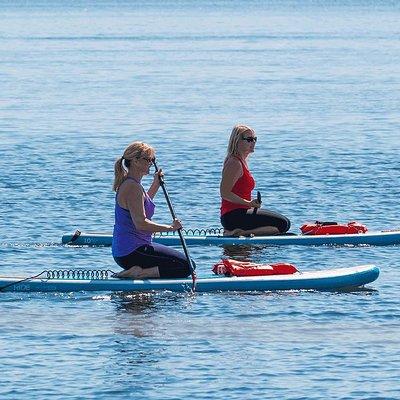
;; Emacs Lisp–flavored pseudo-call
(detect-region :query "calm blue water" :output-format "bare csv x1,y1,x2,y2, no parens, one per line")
1,1,400,398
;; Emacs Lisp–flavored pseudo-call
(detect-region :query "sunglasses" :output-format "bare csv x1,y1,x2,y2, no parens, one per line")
242,136,257,143
137,156,155,163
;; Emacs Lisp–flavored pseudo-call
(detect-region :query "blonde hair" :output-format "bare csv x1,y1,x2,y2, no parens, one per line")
113,141,155,191
225,124,255,162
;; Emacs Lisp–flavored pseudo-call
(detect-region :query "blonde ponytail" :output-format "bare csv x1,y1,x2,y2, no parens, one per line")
113,157,126,192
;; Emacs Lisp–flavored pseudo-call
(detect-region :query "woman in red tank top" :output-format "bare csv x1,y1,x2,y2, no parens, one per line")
220,125,291,236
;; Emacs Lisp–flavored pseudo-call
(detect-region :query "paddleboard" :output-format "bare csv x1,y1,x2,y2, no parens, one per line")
61,230,400,247
0,265,379,293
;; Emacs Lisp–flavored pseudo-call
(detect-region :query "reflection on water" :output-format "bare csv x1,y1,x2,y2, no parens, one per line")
111,292,196,338
221,244,268,261
114,293,157,314
335,287,378,294
112,293,158,338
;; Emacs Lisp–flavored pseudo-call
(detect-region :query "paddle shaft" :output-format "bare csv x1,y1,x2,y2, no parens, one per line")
152,161,196,279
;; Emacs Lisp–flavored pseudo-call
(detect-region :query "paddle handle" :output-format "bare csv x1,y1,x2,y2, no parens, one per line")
253,191,262,215
152,161,196,282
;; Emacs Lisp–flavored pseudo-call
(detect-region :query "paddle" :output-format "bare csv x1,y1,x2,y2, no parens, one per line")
152,160,197,290
253,191,262,214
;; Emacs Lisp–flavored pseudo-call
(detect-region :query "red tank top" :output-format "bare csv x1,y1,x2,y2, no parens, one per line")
220,156,255,216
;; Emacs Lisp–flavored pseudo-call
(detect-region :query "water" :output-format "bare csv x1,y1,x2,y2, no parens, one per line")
1,1,400,398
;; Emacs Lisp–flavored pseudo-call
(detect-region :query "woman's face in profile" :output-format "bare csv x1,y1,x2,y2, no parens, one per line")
238,131,257,154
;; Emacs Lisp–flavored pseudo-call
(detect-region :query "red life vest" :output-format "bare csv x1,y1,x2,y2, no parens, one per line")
300,221,368,235
212,259,298,277
220,156,255,216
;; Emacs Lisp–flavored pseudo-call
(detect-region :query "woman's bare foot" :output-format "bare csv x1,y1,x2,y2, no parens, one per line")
223,226,280,237
115,266,160,279
223,228,245,237
115,266,142,279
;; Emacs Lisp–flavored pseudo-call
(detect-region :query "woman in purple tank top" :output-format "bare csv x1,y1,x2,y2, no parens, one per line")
112,141,193,279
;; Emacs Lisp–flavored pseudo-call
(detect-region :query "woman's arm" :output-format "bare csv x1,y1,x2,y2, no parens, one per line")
220,158,252,206
147,169,163,199
121,182,179,233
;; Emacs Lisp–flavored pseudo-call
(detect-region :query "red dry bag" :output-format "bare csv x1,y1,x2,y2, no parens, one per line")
212,259,298,277
300,221,368,235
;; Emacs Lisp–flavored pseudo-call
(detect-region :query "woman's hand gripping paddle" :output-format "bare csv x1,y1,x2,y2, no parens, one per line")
152,160,197,291
253,191,262,214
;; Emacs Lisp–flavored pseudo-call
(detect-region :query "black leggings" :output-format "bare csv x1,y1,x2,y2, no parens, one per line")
221,208,291,233
113,243,193,279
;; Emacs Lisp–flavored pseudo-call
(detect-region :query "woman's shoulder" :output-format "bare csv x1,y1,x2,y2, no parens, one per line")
222,156,244,180
118,179,143,196
224,156,243,170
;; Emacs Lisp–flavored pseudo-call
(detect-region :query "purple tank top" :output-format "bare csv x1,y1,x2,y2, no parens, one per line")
112,178,155,257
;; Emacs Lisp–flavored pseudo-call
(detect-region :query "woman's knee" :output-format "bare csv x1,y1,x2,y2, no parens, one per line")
279,216,291,233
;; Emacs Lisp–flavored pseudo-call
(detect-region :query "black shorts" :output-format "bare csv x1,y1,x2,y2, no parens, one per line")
221,208,291,233
113,242,193,279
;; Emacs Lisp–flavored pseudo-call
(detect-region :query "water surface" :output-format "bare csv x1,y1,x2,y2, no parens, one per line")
1,1,399,398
